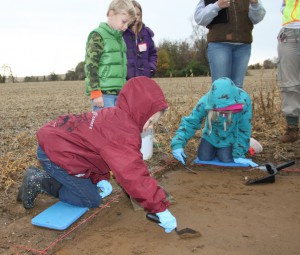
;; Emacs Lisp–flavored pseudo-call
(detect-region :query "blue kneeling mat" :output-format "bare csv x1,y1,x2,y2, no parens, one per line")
194,157,251,167
31,201,89,230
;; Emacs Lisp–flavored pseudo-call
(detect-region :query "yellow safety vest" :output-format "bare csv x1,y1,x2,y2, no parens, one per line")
283,0,300,25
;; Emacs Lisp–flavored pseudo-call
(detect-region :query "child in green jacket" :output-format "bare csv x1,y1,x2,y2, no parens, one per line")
84,0,136,111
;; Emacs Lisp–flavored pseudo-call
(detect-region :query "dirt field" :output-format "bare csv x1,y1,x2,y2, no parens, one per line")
1,71,300,255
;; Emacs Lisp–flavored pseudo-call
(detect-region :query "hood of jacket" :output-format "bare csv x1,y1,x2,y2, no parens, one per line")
144,25,154,37
125,24,155,37
116,76,167,132
205,77,244,110
99,22,123,40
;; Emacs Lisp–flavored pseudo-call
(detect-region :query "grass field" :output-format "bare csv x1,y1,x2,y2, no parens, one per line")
0,69,292,190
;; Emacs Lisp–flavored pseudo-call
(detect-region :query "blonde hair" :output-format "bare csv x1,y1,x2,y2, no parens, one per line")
107,0,136,21
131,0,143,32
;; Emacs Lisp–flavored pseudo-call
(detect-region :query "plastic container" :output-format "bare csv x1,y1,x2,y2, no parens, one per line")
140,129,153,160
250,137,263,154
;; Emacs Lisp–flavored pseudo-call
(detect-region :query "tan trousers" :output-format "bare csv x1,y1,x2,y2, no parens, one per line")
277,28,300,117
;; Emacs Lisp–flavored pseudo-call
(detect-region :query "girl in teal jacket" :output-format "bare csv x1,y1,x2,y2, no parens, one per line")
171,77,255,166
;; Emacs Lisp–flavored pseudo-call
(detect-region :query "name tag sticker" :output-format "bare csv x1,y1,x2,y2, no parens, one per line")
138,43,147,52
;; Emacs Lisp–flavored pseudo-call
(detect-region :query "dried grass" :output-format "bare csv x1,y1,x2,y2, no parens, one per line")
0,70,297,191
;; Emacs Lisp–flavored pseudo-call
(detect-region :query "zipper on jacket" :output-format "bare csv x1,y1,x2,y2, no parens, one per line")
232,0,238,40
292,0,299,20
121,42,125,80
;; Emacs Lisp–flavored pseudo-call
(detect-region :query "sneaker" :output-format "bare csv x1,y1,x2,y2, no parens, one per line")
18,166,43,209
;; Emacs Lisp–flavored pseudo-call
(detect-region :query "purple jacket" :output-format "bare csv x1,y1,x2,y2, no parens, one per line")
123,25,157,80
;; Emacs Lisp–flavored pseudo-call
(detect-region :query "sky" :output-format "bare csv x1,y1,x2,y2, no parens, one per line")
0,0,281,77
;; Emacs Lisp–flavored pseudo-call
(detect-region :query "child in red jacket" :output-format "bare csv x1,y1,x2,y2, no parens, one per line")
17,77,176,234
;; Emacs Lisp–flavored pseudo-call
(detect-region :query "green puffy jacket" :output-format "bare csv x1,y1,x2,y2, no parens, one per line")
85,23,127,95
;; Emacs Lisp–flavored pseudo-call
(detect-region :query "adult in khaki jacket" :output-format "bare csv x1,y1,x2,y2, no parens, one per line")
277,0,300,142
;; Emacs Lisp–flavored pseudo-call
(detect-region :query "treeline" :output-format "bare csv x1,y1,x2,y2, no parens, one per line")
21,48,277,83
32,52,276,83
0,74,6,83
1,24,277,83
18,25,276,82
248,58,277,70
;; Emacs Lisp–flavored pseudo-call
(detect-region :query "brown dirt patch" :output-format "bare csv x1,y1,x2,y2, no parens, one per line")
2,163,300,255
1,74,300,254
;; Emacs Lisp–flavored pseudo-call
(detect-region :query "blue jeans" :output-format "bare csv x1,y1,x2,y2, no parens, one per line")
92,94,118,111
37,146,101,208
197,138,233,163
207,42,251,88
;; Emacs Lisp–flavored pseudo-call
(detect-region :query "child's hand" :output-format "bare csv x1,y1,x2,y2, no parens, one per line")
94,96,104,108
156,209,177,234
97,180,113,198
172,148,186,165
218,0,230,9
234,158,258,167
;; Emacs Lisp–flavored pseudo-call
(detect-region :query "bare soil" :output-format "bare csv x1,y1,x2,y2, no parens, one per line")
2,161,300,255
1,73,300,255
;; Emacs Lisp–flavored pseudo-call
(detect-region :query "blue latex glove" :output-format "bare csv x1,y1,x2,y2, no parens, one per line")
156,209,177,233
97,180,113,198
234,158,258,167
172,148,186,165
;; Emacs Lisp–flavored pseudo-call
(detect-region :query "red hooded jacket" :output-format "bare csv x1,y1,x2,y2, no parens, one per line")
37,76,169,213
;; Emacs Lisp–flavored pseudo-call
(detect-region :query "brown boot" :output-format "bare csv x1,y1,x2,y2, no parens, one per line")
280,126,299,143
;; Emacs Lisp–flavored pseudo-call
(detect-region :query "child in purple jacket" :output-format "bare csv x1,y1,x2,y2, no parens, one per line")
123,0,157,80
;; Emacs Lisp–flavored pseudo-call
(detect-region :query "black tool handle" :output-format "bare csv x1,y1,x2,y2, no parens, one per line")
276,160,295,171
146,213,160,223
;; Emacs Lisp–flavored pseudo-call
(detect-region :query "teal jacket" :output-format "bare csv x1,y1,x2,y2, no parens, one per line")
84,23,127,95
171,78,252,158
